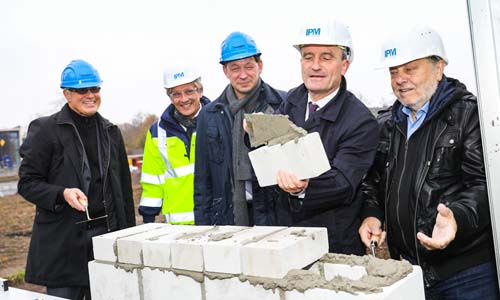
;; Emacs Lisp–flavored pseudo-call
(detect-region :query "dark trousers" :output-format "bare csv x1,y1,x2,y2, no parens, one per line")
46,225,108,300
425,262,500,300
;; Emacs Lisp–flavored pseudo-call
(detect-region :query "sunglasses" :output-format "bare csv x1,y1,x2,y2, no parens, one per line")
68,87,101,95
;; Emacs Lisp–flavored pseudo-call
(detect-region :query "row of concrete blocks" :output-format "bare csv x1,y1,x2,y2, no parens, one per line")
89,223,425,300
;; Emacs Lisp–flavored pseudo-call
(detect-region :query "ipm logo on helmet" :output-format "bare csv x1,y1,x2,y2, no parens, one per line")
174,72,185,80
384,48,397,58
305,28,321,36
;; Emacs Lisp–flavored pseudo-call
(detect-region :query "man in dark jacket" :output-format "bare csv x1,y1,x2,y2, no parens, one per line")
275,19,378,255
194,31,285,226
358,25,500,299
18,59,136,300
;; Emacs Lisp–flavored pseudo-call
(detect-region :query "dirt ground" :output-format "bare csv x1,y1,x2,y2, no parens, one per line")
0,171,388,294
0,171,144,293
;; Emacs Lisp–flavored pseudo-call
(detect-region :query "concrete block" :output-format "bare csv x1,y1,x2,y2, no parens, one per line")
284,265,425,300
241,227,328,278
205,277,280,300
323,263,367,281
249,132,330,186
88,260,140,300
203,226,286,274
142,225,213,269
92,223,166,262
383,266,425,300
142,267,202,300
117,225,193,265
171,226,247,272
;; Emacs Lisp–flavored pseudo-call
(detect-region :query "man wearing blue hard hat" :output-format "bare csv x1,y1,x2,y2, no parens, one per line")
194,31,286,226
18,59,135,300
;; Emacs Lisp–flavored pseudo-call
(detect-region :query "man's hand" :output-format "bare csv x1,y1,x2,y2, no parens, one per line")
63,188,88,212
276,169,308,194
359,217,386,248
417,203,457,250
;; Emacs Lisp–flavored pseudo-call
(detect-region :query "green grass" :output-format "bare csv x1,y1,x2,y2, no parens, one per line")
6,270,25,285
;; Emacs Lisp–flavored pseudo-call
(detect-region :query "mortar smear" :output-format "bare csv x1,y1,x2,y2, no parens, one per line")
245,113,307,147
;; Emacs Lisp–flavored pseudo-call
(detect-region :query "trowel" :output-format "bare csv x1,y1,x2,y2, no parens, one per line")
370,240,378,256
76,198,108,224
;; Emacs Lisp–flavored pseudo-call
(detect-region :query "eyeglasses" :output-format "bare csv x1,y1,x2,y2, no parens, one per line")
168,88,198,100
68,87,101,95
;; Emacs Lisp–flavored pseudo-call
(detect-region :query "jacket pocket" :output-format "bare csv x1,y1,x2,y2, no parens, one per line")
428,131,460,178
34,207,65,224
206,126,224,164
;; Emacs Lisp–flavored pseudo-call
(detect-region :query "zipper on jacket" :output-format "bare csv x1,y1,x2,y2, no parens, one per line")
412,123,447,268
395,134,411,253
102,125,111,232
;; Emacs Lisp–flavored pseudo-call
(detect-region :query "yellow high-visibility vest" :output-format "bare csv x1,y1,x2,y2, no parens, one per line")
140,122,195,224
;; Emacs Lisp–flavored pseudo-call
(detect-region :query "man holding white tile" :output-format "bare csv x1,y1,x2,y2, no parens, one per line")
274,20,378,254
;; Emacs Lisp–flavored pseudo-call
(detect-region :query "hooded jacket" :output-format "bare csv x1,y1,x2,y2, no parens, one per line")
360,76,495,286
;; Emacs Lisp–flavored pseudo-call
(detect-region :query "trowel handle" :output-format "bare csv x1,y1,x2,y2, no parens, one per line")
79,198,90,219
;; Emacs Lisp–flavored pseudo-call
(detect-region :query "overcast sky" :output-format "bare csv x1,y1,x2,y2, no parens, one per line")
0,0,475,129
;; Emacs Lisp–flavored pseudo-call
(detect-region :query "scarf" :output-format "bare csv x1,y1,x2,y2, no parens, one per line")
224,78,263,225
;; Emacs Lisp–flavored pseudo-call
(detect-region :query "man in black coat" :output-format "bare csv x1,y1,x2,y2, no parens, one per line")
275,20,378,255
18,59,135,300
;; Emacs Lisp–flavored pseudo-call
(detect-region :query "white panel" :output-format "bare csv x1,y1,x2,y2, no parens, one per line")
467,0,500,283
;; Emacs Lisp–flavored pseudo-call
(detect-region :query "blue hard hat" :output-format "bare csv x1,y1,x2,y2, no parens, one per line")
219,31,261,65
60,59,103,88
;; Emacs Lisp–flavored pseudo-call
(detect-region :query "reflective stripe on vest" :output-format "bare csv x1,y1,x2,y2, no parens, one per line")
141,172,165,185
157,124,196,179
157,124,177,178
165,211,195,224
140,197,163,207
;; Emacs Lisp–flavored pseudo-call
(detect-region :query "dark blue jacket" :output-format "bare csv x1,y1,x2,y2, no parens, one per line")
277,77,378,254
194,80,285,225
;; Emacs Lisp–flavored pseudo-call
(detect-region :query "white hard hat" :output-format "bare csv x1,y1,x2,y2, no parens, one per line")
378,24,448,69
163,63,201,89
293,19,354,62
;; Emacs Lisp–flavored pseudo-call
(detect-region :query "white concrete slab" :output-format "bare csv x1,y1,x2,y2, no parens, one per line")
171,226,247,272
203,226,286,274
92,223,166,262
323,264,367,281
88,261,140,300
249,132,330,187
0,287,68,300
142,267,202,300
284,265,425,300
240,227,328,278
142,225,213,269
205,277,280,300
117,224,193,265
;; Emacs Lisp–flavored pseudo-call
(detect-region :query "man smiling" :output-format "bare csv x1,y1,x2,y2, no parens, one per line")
18,59,135,300
139,63,210,224
275,20,378,254
194,31,285,226
358,25,500,299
